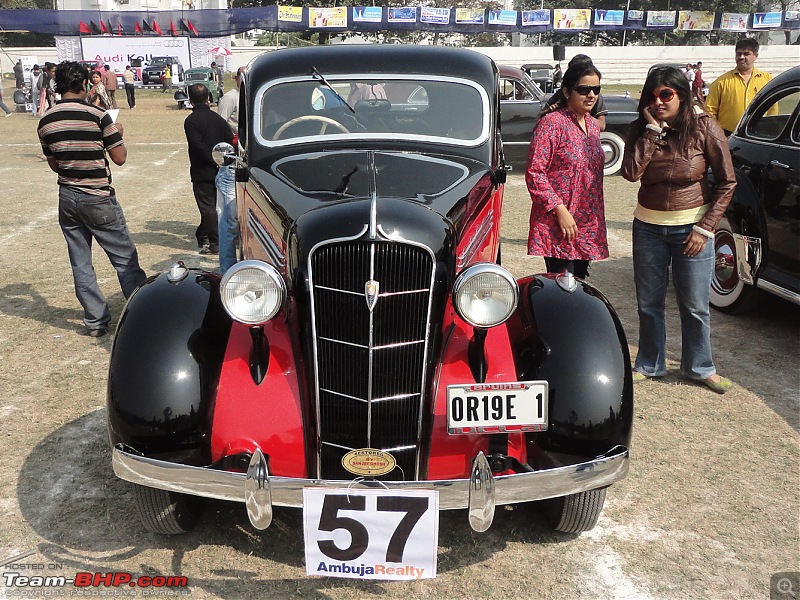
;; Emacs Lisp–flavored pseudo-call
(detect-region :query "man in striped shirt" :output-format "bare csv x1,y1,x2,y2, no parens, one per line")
37,61,146,338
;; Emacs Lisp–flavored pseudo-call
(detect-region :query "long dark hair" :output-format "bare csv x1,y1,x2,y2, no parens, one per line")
541,62,601,114
627,66,695,152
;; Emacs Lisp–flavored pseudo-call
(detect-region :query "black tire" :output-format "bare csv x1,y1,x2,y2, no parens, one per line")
545,487,606,533
132,484,204,535
600,132,625,176
710,216,762,314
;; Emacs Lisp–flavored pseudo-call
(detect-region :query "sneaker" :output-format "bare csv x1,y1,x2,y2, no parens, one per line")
200,244,219,255
632,371,648,384
4,113,11,118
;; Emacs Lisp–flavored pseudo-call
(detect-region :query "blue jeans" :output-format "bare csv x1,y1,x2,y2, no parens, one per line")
58,186,147,330
632,219,716,380
215,165,238,273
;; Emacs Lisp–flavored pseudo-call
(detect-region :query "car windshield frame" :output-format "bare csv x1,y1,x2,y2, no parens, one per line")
253,73,491,149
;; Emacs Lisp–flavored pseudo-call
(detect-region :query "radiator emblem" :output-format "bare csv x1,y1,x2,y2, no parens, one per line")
365,280,380,312
342,448,396,476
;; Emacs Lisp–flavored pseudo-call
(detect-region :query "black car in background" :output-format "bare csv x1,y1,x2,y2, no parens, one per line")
710,66,800,313
141,56,184,86
498,65,638,176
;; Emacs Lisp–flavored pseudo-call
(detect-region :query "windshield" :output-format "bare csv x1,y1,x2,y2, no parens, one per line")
186,72,209,82
255,75,489,147
148,58,171,67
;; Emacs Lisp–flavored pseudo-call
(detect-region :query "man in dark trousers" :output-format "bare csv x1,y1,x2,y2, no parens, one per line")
14,59,24,89
183,83,233,255
37,61,147,338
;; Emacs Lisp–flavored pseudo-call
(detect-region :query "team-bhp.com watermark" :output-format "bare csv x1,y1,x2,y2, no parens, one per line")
2,551,189,597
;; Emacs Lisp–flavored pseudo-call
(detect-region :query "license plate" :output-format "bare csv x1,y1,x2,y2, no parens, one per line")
446,381,548,434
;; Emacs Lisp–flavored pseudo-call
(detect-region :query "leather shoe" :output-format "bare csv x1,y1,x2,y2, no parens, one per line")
199,245,219,255
702,375,732,394
81,327,108,338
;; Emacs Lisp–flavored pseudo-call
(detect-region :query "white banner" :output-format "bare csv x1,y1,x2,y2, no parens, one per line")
80,36,192,73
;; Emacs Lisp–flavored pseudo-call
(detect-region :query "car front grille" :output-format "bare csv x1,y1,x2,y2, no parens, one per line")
310,240,435,481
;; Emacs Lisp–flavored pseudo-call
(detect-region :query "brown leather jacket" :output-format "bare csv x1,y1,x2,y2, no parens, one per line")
621,112,736,232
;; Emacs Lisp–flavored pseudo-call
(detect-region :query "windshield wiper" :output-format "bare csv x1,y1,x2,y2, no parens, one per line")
311,66,355,114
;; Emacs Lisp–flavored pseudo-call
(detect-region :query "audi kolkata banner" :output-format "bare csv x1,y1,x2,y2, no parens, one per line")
80,36,191,73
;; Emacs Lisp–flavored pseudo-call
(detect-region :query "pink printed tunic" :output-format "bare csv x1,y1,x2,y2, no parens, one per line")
525,107,608,261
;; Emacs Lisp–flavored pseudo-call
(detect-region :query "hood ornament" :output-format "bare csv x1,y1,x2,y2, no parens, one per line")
365,280,380,312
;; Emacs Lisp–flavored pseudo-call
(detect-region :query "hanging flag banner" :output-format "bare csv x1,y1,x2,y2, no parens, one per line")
455,8,484,25
488,10,517,26
521,10,549,27
388,7,416,23
352,7,382,23
720,12,749,31
677,11,715,30
594,10,624,26
310,7,346,28
420,8,450,25
554,9,591,30
278,6,302,23
646,11,677,28
752,12,782,28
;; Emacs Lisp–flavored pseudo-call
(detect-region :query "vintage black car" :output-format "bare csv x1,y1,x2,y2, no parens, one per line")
710,65,800,313
498,64,638,176
107,45,632,575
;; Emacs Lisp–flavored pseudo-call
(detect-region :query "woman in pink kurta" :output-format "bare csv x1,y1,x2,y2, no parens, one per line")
525,61,608,278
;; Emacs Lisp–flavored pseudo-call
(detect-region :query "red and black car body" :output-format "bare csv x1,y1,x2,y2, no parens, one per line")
107,45,633,538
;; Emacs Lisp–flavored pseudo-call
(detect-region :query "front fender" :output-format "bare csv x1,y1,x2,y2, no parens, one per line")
507,275,633,462
107,269,232,464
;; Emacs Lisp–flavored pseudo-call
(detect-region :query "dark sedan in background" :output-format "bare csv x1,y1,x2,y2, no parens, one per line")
710,65,800,313
498,65,638,176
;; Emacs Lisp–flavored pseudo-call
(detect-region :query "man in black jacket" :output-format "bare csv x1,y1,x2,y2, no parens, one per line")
183,84,233,254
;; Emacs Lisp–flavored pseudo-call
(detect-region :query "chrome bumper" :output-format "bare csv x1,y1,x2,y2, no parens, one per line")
113,444,628,532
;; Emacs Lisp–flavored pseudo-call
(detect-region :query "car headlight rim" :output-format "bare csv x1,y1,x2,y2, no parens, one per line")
453,263,518,328
220,260,286,325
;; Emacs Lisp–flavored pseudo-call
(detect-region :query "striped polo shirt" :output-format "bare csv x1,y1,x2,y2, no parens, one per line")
37,99,123,197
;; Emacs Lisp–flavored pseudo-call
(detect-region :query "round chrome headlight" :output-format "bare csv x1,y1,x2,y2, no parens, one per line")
453,264,518,328
220,261,286,324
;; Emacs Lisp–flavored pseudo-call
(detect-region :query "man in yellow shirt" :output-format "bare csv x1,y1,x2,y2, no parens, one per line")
705,38,773,135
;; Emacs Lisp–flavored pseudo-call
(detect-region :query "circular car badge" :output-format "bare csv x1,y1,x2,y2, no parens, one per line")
342,448,397,477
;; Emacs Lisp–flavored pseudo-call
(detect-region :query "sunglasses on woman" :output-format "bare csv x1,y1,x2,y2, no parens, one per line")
573,85,602,96
650,88,677,103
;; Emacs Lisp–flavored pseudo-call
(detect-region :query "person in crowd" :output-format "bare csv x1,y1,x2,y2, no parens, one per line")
0,85,13,117
552,63,563,89
211,61,225,98
684,63,695,84
29,64,42,116
14,59,25,89
102,65,118,109
621,66,737,394
43,63,58,110
705,38,773,135
123,65,136,109
37,61,146,338
162,64,171,93
88,70,110,110
525,61,607,279
540,54,608,130
216,66,245,272
184,83,233,256
692,61,705,103
347,82,387,105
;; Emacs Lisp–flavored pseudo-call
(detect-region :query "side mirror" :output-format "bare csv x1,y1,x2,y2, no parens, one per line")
212,142,236,167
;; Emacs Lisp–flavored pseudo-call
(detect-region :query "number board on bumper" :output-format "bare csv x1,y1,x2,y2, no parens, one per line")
446,381,548,434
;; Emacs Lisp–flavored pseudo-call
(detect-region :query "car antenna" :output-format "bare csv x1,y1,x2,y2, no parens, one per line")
311,66,355,113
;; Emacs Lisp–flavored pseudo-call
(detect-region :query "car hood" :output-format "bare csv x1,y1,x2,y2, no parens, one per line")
248,149,495,264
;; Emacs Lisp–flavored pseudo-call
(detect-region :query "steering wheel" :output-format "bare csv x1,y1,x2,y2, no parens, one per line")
272,115,351,140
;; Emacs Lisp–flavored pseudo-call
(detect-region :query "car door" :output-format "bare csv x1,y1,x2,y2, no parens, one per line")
745,86,800,290
499,75,544,166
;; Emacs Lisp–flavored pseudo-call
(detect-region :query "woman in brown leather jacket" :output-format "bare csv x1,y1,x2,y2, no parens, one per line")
621,66,737,394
